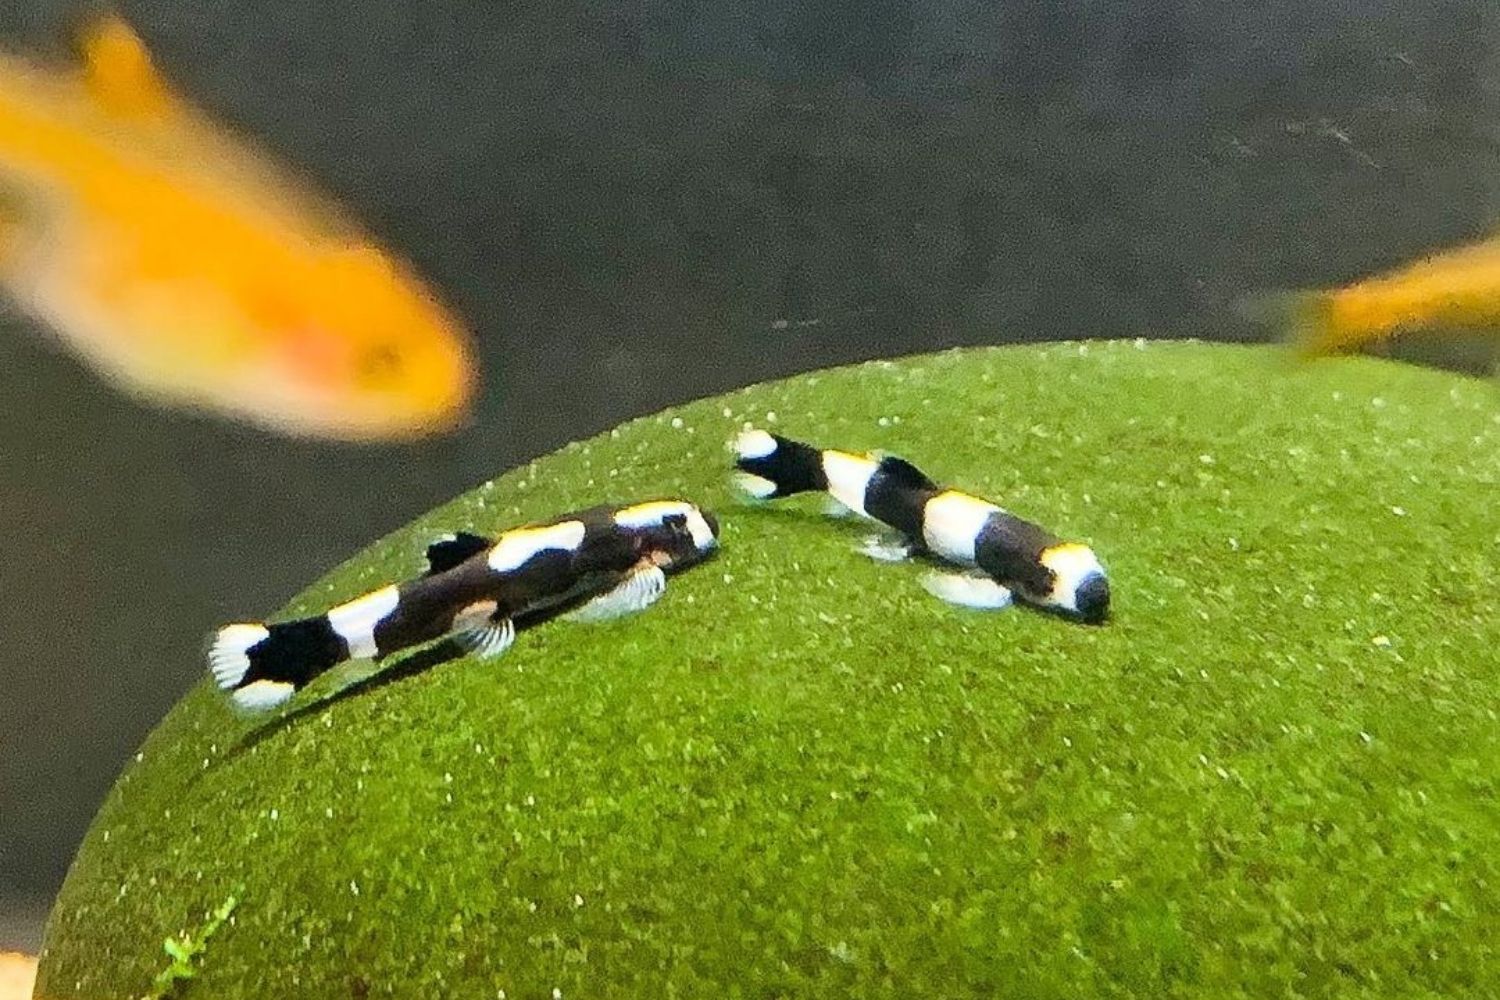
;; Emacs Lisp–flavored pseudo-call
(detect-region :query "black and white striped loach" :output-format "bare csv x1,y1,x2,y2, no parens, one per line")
733,428,1109,623
207,500,719,711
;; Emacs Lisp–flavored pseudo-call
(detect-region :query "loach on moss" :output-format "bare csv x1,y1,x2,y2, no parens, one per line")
36,342,1499,999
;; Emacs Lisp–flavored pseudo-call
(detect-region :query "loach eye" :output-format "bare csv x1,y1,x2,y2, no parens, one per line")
662,513,687,529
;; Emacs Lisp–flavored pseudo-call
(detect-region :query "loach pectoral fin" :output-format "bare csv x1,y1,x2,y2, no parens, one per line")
563,564,667,623
76,15,179,120
822,495,855,519
856,533,916,563
423,531,493,575
920,571,1014,610
454,617,515,659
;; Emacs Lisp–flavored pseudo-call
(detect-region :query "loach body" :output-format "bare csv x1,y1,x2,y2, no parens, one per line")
733,429,1109,623
0,16,475,439
209,500,719,710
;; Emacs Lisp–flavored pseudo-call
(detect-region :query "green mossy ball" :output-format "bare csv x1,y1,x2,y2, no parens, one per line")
39,342,1498,999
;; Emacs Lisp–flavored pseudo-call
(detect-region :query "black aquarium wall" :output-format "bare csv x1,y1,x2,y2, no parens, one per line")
1,0,1496,947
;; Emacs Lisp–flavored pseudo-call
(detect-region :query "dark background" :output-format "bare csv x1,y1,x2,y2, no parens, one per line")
2,0,1496,949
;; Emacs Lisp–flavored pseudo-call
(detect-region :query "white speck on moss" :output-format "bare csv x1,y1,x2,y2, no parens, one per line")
553,989,563,999
1372,635,1392,648
349,880,359,896
722,406,733,418
574,894,585,907
1199,454,1215,465
670,417,684,429
1391,506,1407,516
1372,397,1387,408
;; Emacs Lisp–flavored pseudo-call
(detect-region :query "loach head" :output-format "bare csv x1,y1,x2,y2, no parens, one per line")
1035,543,1111,624
243,242,478,441
614,500,720,568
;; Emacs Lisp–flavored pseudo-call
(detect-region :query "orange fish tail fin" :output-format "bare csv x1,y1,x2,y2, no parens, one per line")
75,13,176,119
1233,290,1345,358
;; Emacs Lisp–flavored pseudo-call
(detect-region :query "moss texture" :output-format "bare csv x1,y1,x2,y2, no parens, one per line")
37,342,1498,999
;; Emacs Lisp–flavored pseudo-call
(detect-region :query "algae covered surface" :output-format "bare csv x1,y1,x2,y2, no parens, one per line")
38,342,1498,998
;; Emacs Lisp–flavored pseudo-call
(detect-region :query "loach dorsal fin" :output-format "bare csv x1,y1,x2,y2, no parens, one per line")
424,531,493,575
76,15,177,120
874,454,938,492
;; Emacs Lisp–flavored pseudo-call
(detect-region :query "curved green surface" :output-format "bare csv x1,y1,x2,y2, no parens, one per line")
37,342,1498,998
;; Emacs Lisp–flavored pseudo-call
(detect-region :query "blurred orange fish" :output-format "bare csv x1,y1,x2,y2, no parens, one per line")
0,16,476,439
0,952,35,1000
1252,237,1500,359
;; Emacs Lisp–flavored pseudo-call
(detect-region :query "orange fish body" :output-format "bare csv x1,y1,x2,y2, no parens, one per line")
0,17,476,439
0,952,35,1000
1283,237,1500,357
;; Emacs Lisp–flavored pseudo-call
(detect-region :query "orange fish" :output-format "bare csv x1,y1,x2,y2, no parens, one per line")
0,16,476,439
1253,237,1500,359
0,952,35,1000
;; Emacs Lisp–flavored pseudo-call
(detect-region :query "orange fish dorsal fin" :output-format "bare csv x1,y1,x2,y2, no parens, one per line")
76,15,176,119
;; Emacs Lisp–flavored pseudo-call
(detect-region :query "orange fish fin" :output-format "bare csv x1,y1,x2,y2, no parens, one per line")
0,174,45,272
76,14,178,120
1233,290,1345,358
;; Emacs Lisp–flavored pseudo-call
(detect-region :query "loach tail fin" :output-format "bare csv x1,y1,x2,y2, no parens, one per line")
731,428,828,500
206,616,348,712
208,623,269,690
206,623,292,711
424,531,493,575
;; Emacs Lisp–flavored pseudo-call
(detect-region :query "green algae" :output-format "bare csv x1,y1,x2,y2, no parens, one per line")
36,341,1499,999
